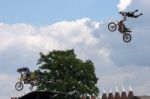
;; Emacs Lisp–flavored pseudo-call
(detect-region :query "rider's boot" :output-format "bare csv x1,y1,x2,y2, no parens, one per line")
139,13,143,16
134,13,143,18
134,9,138,12
131,9,138,15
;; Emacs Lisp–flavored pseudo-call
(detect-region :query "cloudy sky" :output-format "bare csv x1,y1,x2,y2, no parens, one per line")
0,0,150,98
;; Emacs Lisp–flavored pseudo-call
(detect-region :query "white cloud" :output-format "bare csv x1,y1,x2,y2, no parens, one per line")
117,0,132,11
0,18,100,53
0,74,8,81
98,47,112,63
0,74,16,97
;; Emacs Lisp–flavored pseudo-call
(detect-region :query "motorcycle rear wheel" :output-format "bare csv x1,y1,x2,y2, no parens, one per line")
123,33,132,43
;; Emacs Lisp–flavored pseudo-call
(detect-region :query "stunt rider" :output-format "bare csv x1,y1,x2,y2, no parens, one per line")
17,67,31,83
118,9,143,33
16,67,39,91
119,9,143,19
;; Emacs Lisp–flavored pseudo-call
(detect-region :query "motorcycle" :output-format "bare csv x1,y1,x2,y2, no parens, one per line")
15,69,38,91
108,21,132,43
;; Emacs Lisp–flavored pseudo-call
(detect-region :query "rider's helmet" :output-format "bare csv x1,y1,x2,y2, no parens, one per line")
17,67,31,79
17,67,30,74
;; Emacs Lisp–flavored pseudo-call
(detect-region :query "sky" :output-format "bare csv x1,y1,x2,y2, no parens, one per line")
0,0,150,98
0,0,118,26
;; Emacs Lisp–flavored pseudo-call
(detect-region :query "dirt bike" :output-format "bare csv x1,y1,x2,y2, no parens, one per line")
108,21,132,43
15,72,38,91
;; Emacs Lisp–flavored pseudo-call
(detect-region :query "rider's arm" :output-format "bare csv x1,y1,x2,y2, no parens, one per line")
122,12,127,21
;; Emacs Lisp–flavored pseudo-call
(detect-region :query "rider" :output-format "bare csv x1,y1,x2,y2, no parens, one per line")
17,67,31,81
118,9,143,33
119,9,143,19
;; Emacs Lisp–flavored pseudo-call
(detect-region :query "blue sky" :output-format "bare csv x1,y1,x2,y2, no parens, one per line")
0,0,150,99
0,0,118,25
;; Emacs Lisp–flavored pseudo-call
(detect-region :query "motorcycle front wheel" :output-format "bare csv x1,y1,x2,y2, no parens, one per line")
15,82,24,91
108,22,117,32
123,33,132,43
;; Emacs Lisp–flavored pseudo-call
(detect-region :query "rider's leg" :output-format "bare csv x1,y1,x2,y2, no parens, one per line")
134,13,143,18
139,13,143,16
130,9,138,15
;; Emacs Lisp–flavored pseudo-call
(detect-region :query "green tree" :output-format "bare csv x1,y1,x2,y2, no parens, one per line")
35,49,99,97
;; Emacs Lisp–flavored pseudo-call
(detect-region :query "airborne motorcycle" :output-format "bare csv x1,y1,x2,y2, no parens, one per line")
15,67,39,91
108,21,132,43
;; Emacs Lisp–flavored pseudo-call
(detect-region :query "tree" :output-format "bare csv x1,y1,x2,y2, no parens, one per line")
35,49,99,97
